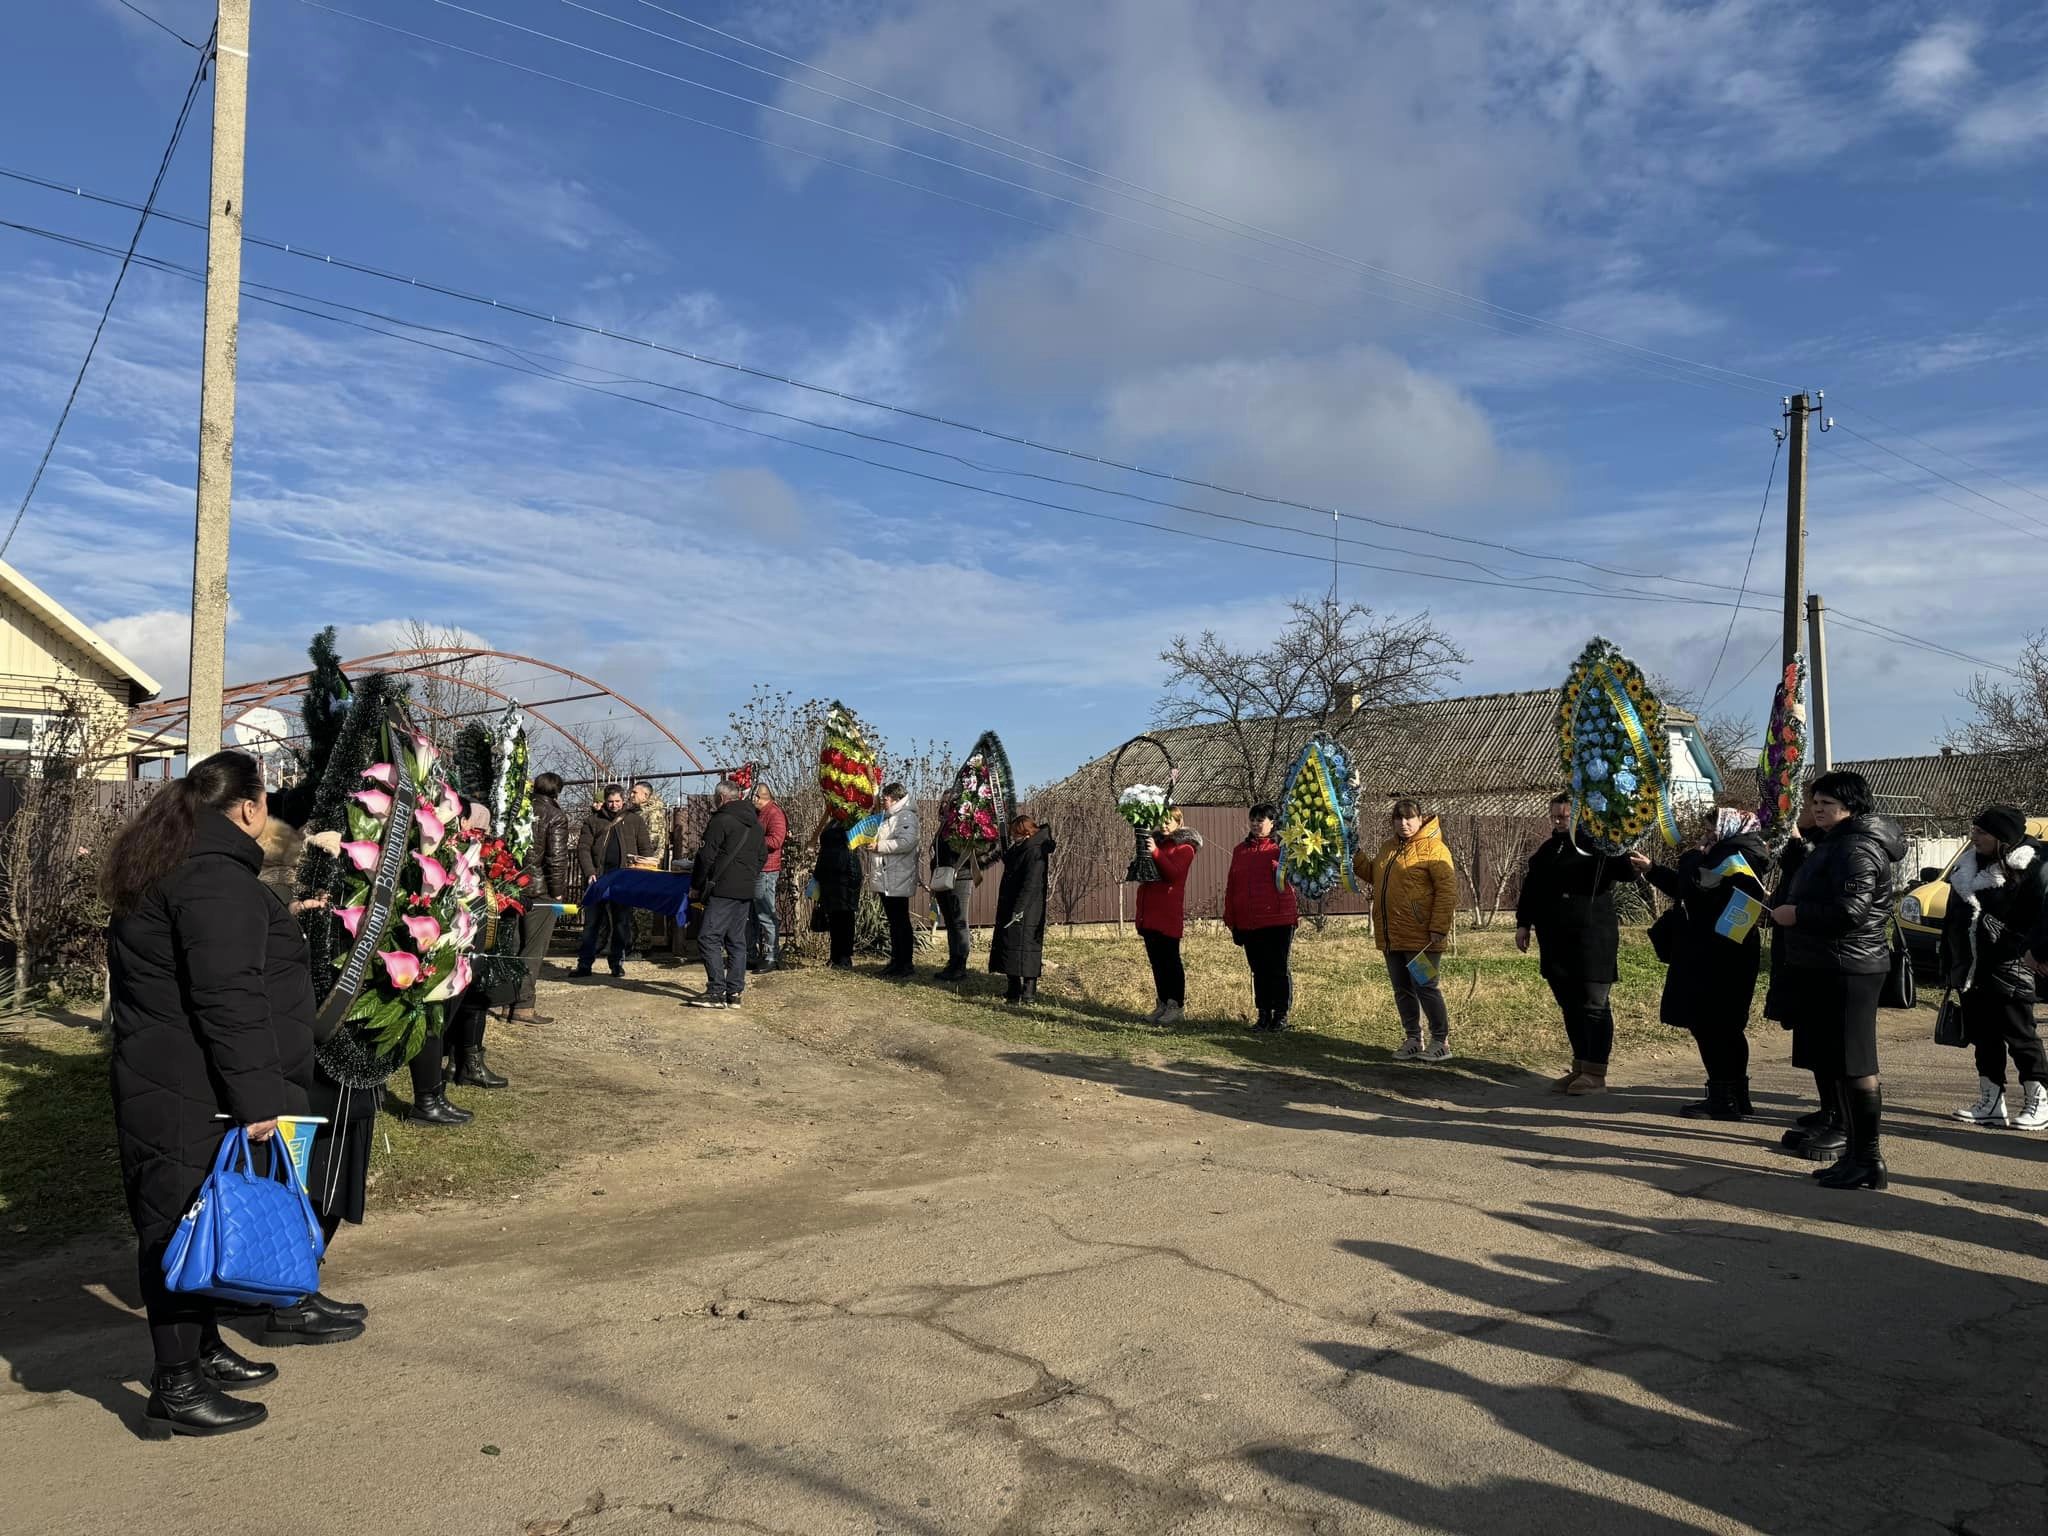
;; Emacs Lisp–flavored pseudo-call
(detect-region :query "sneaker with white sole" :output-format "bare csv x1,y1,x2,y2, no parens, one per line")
1953,1076,2009,1126
2016,1081,2048,1132
1395,1037,1424,1061
1155,1002,1184,1026
1421,1039,1453,1063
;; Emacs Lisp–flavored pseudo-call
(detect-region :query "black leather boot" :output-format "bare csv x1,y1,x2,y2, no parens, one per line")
198,1339,277,1387
454,1049,508,1089
142,1361,267,1438
1815,1084,1888,1190
305,1290,368,1323
1733,1078,1755,1117
1681,1082,1747,1121
408,1091,471,1125
1782,1076,1846,1160
263,1301,367,1347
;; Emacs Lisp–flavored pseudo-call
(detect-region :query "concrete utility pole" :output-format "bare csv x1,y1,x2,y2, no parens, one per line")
185,0,251,765
1807,592,1833,772
1781,393,1811,675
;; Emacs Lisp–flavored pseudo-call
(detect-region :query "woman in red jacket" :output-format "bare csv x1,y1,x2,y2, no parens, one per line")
1135,808,1203,1024
1223,802,1301,1031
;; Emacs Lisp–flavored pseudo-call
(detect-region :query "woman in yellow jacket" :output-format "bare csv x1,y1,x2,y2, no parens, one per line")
1355,798,1459,1061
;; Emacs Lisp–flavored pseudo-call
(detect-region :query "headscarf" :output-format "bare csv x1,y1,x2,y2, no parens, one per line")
1713,807,1761,843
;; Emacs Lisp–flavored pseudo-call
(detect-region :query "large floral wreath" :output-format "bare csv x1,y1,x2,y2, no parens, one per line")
1757,656,1808,852
939,730,1016,858
819,702,881,826
1278,733,1360,899
1557,637,1680,854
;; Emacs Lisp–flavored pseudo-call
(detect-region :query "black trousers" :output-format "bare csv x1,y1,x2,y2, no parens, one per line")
1547,976,1615,1068
1692,1021,1750,1082
826,911,856,966
409,1030,446,1100
1242,926,1294,1017
882,895,914,971
934,885,971,971
1141,930,1185,1005
140,1241,222,1366
1966,989,2048,1086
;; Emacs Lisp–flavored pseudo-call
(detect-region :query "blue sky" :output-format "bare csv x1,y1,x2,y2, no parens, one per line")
4,0,2047,786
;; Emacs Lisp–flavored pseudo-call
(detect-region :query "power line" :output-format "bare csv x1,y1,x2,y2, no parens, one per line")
1700,432,1783,701
293,0,1777,402
544,0,1790,397
1,27,214,560
1834,405,2048,511
1829,419,2048,537
1704,639,1777,717
1,211,1802,622
111,0,203,49
1,182,2014,672
1813,433,2048,545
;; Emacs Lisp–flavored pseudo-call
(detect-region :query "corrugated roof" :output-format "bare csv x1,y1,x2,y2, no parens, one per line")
1834,751,2044,826
1068,687,1703,813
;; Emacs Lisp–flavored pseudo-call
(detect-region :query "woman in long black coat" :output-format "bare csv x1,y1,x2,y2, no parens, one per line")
1634,809,1771,1120
257,820,369,1347
103,751,289,1438
813,822,863,969
988,816,1054,1005
1769,770,1908,1191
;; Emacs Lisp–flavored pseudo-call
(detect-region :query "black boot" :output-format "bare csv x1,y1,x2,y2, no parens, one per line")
1269,1012,1295,1033
198,1339,277,1387
1815,1084,1888,1190
1782,1076,1846,1160
305,1290,368,1323
1677,1084,1716,1119
1252,1009,1273,1033
1681,1082,1747,1121
1733,1078,1755,1118
263,1301,367,1347
142,1360,267,1438
408,1091,471,1126
454,1049,508,1089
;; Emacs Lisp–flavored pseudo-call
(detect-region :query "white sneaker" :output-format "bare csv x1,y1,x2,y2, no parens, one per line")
1155,1002,1184,1026
1421,1040,1453,1063
1395,1037,1423,1060
2016,1081,2048,1132
1953,1076,2009,1126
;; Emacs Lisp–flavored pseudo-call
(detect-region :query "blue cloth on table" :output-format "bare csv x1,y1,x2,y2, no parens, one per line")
584,868,693,918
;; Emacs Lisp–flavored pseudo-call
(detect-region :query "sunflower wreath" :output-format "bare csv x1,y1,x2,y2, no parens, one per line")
1557,637,1680,854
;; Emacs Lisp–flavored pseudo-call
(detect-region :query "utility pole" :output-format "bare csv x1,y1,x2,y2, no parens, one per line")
185,0,251,765
1806,592,1833,772
1781,393,1811,674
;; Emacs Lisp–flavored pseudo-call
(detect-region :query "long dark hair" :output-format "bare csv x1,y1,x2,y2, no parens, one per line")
102,751,265,915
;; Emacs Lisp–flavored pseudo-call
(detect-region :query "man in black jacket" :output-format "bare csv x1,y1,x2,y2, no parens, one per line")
1518,794,1635,1095
573,784,653,979
513,772,574,1021
688,779,766,1010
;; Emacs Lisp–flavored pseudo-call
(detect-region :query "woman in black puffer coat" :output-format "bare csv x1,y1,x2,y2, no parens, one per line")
104,752,288,1438
1769,770,1908,1192
1634,809,1772,1121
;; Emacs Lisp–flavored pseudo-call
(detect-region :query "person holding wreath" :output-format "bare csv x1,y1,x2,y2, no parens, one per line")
1134,807,1201,1024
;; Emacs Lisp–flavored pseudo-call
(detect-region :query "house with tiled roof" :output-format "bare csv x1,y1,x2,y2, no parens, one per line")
1832,749,2043,832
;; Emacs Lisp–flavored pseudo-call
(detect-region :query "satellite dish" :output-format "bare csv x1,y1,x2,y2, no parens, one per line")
227,707,292,750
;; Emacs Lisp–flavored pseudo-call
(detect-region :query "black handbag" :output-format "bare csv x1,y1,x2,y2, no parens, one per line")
1647,904,1686,965
1933,990,1968,1048
1880,937,1917,1009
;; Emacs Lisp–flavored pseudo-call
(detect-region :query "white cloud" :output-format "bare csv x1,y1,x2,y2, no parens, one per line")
1890,22,1981,112
1953,70,2048,159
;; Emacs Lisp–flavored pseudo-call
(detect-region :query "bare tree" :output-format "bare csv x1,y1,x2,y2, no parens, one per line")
399,618,507,753
1949,633,2048,805
1024,780,1127,931
0,676,133,1005
1442,812,1545,929
1156,600,1465,805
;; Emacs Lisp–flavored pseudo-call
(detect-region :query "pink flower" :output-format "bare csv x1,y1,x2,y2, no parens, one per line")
340,841,382,873
450,905,477,948
414,852,450,895
334,906,367,939
362,763,398,789
351,788,393,819
378,950,422,989
414,802,446,854
423,952,473,1004
437,788,464,828
401,914,443,950
408,733,441,780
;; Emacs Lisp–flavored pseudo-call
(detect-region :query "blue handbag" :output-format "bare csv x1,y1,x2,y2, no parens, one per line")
162,1127,326,1306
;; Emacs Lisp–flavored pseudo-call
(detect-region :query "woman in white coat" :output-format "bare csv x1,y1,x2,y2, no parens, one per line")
871,783,921,978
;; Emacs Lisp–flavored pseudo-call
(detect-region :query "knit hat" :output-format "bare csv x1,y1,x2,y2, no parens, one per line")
1973,804,2027,847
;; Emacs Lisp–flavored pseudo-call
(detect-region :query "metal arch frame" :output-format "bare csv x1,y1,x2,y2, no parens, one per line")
128,646,706,775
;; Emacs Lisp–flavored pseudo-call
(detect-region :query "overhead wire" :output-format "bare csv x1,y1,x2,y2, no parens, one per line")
1832,405,2048,511
294,0,1780,402
1700,433,1782,702
1811,433,2048,545
1,25,214,559
1828,419,2048,537
111,0,204,50
2,196,2019,678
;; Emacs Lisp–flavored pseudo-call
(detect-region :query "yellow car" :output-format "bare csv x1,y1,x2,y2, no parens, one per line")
1898,816,2048,977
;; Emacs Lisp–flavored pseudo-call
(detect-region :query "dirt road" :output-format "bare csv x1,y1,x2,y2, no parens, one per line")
5,966,2044,1534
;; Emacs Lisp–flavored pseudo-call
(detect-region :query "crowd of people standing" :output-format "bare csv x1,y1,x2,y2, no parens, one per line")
100,745,2047,1439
